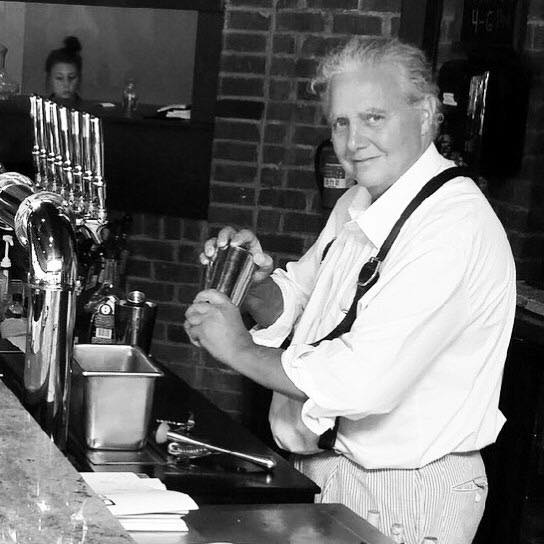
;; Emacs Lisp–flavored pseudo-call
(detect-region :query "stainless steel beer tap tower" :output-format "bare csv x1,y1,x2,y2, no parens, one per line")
28,95,108,243
0,172,77,450
0,97,109,449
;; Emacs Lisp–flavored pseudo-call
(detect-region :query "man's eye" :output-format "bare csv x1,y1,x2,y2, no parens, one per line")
332,118,348,131
365,114,385,125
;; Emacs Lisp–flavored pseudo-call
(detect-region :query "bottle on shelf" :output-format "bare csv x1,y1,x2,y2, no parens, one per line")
74,242,104,343
122,79,138,117
81,257,123,344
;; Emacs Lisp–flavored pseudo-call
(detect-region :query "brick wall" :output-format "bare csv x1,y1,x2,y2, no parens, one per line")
125,0,544,424
124,0,401,424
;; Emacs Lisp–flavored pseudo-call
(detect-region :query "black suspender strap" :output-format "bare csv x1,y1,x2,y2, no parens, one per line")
315,166,473,450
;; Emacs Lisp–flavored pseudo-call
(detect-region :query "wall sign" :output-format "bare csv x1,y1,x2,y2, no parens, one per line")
461,0,520,47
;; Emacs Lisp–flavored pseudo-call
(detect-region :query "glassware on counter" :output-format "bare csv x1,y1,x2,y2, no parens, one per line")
116,290,157,355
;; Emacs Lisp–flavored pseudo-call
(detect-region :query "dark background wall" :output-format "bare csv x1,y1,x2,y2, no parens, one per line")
124,0,544,428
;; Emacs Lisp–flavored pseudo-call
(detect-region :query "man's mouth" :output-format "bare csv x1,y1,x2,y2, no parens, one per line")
353,156,379,164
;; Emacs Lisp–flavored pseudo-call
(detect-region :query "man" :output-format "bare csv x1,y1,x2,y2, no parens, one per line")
184,37,516,544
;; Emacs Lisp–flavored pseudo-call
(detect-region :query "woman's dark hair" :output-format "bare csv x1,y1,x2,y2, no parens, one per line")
45,36,82,74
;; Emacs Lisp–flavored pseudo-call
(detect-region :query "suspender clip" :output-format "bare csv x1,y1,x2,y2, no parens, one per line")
358,256,381,288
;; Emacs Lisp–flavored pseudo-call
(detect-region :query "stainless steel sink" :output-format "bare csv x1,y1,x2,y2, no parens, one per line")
70,344,163,450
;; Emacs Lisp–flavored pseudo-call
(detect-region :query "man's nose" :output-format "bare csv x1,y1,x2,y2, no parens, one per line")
347,121,369,151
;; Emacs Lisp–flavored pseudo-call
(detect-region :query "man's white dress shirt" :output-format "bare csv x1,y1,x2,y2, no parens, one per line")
252,144,516,470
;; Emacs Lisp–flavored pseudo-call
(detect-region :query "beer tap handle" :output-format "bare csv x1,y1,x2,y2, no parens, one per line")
29,95,39,149
43,100,57,191
36,96,48,189
58,106,71,165
70,110,81,168
50,102,64,194
90,116,104,181
59,106,75,203
81,112,92,176
90,116,107,223
70,110,85,217
50,102,61,158
80,112,94,216
43,100,53,154
29,95,42,188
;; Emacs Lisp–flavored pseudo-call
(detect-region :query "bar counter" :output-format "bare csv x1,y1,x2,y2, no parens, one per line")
0,377,134,543
0,341,319,506
0,346,393,543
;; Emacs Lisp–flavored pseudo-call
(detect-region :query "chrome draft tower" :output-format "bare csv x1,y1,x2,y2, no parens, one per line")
0,172,77,449
0,97,109,449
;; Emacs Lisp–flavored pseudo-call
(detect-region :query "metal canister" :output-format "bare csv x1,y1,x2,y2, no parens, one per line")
115,290,157,354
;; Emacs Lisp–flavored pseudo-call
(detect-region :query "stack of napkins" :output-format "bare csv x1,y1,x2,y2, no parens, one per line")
156,104,191,120
80,472,198,532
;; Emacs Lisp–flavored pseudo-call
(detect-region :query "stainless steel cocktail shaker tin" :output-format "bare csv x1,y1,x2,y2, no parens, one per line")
116,290,157,355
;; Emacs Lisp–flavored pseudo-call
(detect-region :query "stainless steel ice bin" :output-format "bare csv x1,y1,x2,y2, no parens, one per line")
70,344,164,450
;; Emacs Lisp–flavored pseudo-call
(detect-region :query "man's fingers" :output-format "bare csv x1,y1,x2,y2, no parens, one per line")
230,229,262,252
185,301,213,324
203,237,218,260
184,312,202,326
216,226,237,248
194,289,231,305
254,251,273,270
183,321,201,347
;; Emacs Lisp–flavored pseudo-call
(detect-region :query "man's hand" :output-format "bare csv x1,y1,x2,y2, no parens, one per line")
184,289,255,365
200,227,274,284
184,289,306,401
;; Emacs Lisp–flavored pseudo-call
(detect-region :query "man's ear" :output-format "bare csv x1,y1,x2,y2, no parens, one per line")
419,95,436,136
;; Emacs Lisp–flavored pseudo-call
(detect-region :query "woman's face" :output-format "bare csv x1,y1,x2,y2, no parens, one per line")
48,62,80,101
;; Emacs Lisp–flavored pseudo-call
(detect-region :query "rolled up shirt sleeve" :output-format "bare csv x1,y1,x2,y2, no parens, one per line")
250,270,307,348
251,222,341,348
281,226,470,437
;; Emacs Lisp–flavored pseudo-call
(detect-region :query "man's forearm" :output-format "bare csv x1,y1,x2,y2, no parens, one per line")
227,343,307,401
242,277,284,327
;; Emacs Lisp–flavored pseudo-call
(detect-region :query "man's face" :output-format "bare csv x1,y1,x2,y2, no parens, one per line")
49,62,80,101
328,64,432,201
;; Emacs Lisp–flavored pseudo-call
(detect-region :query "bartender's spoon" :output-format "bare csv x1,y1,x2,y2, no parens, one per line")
154,421,277,471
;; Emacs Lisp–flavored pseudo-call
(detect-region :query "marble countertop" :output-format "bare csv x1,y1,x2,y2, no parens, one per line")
0,379,135,543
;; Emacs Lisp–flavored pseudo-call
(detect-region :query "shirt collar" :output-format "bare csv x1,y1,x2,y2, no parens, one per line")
348,144,452,249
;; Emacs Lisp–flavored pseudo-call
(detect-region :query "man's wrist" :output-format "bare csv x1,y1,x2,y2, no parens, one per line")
241,278,283,327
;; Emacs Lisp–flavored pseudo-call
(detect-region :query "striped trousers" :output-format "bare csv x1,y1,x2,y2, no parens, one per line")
293,451,487,544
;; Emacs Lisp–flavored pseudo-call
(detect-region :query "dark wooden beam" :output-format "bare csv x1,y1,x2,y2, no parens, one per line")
17,0,223,13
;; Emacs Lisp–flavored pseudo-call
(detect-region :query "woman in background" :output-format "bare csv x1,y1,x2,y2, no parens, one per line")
45,36,82,106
